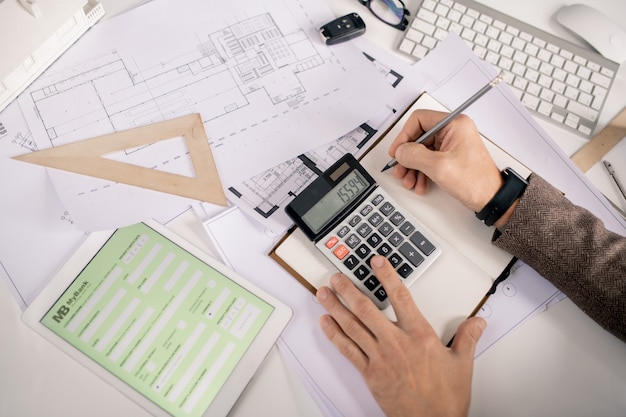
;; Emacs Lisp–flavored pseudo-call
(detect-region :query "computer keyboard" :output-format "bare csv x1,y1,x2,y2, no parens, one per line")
397,0,619,137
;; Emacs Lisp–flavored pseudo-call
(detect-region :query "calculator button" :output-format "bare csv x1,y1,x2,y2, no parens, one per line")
345,234,361,248
410,231,436,256
378,222,393,237
325,236,338,249
349,215,361,227
388,253,402,267
354,265,369,280
364,276,380,291
355,244,371,259
343,255,359,270
377,243,392,256
374,286,388,302
399,221,415,236
337,225,350,238
389,232,404,247
380,202,395,216
397,263,414,278
390,212,405,226
333,245,349,260
357,223,373,237
366,233,382,248
368,212,383,227
360,204,373,216
398,242,425,267
371,194,384,205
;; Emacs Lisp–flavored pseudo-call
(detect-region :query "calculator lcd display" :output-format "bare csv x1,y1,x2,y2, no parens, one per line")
302,170,370,233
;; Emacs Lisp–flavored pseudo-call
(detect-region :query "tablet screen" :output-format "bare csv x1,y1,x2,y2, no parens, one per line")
39,222,274,417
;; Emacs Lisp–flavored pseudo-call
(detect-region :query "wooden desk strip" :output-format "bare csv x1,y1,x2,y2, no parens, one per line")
571,107,626,173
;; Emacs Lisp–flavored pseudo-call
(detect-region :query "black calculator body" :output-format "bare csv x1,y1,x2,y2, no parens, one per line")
285,153,442,309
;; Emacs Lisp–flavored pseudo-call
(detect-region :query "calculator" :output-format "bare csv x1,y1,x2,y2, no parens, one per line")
285,153,442,309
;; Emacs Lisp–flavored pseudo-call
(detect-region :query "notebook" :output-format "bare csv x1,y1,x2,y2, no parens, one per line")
270,93,531,339
23,220,292,417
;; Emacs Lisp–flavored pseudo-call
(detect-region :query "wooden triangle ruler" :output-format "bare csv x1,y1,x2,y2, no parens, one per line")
13,113,227,206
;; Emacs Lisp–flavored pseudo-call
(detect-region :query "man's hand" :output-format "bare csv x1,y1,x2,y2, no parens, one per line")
388,110,502,214
316,255,486,417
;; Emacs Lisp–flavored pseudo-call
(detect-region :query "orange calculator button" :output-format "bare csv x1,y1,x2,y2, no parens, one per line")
333,244,349,260
325,236,339,249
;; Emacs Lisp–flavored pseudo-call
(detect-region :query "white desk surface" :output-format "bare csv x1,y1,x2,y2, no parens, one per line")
2,1,625,417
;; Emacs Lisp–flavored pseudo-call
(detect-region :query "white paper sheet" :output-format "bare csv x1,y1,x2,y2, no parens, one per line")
214,40,423,235
17,0,391,230
0,102,87,308
585,139,626,215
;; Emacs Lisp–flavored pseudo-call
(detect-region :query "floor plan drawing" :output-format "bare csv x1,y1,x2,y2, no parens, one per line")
225,51,407,234
30,13,325,148
19,0,389,191
228,121,381,233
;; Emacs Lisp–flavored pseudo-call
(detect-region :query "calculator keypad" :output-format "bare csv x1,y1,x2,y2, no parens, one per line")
315,187,442,309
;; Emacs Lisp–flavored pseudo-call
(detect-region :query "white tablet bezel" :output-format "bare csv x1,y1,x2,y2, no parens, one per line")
22,220,292,417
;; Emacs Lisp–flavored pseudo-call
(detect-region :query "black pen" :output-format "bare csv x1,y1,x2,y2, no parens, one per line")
603,160,626,202
381,71,505,172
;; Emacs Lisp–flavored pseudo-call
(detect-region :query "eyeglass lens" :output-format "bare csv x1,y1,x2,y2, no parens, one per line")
369,0,406,25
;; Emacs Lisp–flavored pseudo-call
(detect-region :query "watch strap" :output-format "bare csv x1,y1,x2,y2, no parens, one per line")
476,168,528,226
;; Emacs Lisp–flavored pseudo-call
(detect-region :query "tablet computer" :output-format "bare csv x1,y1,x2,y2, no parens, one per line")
23,220,292,417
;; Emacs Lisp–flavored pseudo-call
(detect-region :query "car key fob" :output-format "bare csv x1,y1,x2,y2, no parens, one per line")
319,13,366,45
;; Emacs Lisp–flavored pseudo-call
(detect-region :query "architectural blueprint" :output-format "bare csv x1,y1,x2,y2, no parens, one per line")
223,49,419,234
17,0,391,230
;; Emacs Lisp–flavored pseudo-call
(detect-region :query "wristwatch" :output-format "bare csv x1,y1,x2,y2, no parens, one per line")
476,168,528,227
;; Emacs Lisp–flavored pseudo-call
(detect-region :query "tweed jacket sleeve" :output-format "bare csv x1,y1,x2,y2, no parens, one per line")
492,174,626,342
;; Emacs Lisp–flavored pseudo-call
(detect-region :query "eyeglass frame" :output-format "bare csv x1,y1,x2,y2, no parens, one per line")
356,0,410,31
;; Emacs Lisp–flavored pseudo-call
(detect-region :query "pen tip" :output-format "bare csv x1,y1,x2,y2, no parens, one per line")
381,165,390,173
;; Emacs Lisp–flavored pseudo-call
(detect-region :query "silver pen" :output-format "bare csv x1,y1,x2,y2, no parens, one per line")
382,71,505,172
603,160,626,202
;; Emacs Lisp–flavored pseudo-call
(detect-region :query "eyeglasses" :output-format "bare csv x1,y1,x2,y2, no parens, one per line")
357,0,410,31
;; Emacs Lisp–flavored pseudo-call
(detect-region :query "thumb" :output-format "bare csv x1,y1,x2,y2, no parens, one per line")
450,317,486,357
